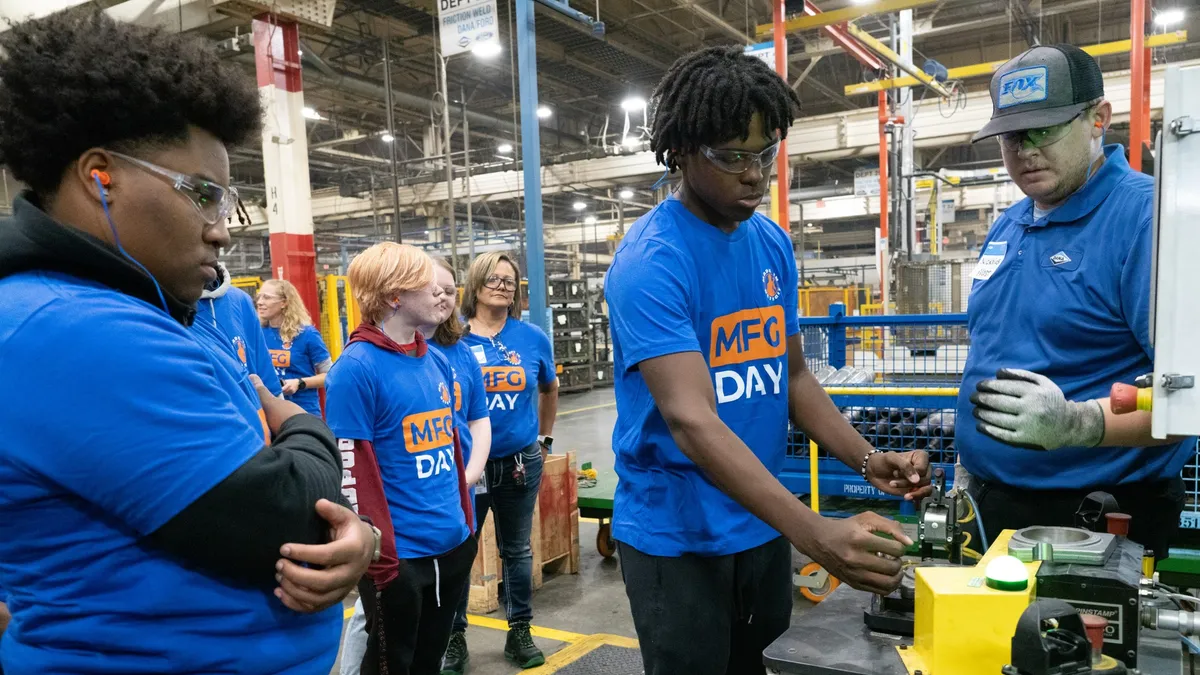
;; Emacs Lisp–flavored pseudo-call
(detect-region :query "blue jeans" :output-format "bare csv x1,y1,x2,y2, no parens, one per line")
453,443,543,631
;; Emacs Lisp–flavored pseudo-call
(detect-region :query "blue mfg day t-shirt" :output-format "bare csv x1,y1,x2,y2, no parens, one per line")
462,319,556,457
326,342,469,558
196,288,282,397
605,196,800,557
264,324,331,416
0,271,340,675
428,340,490,465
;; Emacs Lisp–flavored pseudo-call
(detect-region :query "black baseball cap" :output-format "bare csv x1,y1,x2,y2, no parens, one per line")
972,44,1104,143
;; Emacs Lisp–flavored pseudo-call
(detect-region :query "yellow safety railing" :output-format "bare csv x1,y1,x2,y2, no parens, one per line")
231,276,263,295
318,275,361,361
810,385,961,514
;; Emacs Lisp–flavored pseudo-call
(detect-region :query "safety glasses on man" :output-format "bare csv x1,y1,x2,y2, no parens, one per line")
699,141,780,175
996,111,1086,153
110,151,239,225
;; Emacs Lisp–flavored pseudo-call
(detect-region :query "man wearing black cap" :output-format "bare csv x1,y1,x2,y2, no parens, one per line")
955,45,1191,559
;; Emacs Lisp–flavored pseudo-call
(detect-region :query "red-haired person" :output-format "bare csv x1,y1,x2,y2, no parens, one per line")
326,243,477,675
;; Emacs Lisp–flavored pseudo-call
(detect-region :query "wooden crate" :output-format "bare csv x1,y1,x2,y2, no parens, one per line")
467,511,501,613
467,452,580,614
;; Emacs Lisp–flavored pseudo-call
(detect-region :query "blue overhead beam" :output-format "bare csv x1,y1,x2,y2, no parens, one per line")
515,0,603,338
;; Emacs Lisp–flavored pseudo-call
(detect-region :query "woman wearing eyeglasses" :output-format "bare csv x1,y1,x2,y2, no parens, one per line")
257,278,332,417
443,252,557,671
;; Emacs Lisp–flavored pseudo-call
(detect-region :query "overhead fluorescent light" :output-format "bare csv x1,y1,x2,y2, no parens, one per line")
537,106,553,119
584,215,597,225
498,143,514,154
472,41,502,58
302,107,322,120
620,96,646,112
619,189,634,200
381,133,395,143
573,201,587,211
1156,8,1185,26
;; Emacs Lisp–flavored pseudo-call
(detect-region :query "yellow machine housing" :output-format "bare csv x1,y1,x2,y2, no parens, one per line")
900,531,1040,675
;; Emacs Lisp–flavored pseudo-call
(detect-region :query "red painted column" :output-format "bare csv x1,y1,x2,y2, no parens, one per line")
253,16,319,320
1129,0,1148,171
773,0,789,231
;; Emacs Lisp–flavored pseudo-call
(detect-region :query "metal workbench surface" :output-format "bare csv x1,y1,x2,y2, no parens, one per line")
764,586,1188,674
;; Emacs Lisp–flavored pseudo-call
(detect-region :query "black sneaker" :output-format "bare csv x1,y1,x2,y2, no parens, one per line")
440,630,469,675
503,621,545,669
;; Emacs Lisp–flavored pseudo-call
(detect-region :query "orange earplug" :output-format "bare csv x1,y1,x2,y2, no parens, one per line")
91,169,111,186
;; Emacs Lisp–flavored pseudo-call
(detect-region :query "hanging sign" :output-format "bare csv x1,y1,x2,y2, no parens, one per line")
439,0,500,57
854,168,880,197
745,42,776,66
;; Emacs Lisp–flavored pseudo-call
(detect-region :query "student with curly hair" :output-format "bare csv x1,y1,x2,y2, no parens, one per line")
258,278,333,416
605,46,932,675
0,11,376,674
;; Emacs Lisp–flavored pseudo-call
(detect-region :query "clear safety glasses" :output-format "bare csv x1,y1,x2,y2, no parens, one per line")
699,142,780,175
110,151,239,225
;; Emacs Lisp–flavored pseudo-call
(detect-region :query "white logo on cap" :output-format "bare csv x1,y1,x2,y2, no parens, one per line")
998,66,1049,109
1050,251,1072,266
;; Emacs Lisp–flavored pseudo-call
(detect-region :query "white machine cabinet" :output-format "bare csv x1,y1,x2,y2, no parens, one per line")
1150,63,1200,438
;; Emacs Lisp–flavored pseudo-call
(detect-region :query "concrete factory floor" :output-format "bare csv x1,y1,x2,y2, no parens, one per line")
330,388,817,675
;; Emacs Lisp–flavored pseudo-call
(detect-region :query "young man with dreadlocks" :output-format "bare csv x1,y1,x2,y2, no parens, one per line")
605,46,934,674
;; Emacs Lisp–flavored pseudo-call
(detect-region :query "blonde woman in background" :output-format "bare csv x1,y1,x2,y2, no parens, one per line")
257,279,332,416
449,252,558,671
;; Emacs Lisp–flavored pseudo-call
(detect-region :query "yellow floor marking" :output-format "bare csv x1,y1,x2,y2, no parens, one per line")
466,614,587,644
556,402,616,417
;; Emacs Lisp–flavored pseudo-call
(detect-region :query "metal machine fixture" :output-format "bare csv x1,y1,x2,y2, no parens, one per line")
1008,527,1119,565
916,467,963,563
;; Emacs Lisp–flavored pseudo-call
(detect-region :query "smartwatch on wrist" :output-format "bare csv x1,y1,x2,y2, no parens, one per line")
538,435,554,451
296,378,308,391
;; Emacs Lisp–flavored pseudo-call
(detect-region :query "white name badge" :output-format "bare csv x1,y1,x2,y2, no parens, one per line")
972,241,1008,281
470,345,487,364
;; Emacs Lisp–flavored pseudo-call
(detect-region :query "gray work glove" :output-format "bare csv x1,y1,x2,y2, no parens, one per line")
970,369,1105,451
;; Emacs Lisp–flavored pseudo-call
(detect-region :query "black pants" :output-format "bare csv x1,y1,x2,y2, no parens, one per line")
618,537,793,675
358,535,478,675
967,477,1185,559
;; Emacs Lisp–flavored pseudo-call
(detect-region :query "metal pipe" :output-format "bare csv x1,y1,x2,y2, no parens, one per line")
1148,609,1200,636
463,87,475,263
439,55,458,268
382,37,402,243
878,91,889,312
844,22,950,98
300,51,586,149
533,0,605,34
900,9,915,257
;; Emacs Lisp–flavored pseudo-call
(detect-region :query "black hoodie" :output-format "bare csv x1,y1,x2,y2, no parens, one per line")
0,194,346,587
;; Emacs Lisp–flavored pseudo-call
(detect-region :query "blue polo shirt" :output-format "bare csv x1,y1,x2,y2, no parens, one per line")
956,145,1193,489
325,343,469,558
462,320,556,457
605,196,800,556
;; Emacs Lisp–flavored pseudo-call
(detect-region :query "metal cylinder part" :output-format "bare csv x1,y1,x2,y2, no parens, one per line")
1150,608,1200,635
